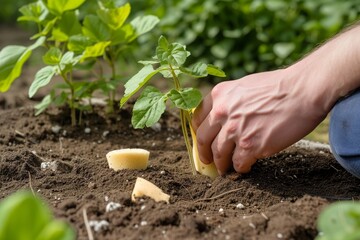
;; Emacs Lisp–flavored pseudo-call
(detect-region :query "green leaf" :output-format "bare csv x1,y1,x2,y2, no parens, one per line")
43,47,62,65
180,62,208,78
273,42,295,59
130,15,159,36
29,66,56,98
110,24,136,45
156,35,190,66
206,64,226,77
0,191,52,240
97,3,130,30
44,0,86,16
132,86,167,128
34,94,53,115
50,11,82,42
82,15,111,42
81,41,111,61
120,65,163,106
67,35,93,53
168,88,202,110
35,220,75,240
18,1,48,23
0,37,45,92
316,201,360,240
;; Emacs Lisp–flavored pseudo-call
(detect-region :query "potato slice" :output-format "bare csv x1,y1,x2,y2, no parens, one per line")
190,126,219,179
106,148,150,171
131,177,170,203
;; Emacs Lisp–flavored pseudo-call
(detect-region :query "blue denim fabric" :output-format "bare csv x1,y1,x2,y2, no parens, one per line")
329,88,360,178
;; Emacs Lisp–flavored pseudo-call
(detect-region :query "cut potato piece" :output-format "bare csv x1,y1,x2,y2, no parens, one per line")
106,148,150,171
131,177,170,203
190,126,219,179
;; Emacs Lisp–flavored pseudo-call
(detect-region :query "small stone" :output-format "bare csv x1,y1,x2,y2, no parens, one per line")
236,203,245,209
106,202,121,212
84,128,91,134
219,208,224,214
277,233,283,239
89,220,109,232
140,220,147,226
151,122,162,132
160,170,165,175
102,130,110,138
104,196,109,202
88,182,96,189
51,125,62,134
140,205,146,211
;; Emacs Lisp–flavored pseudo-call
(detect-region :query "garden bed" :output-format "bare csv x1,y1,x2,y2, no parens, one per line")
2,25,360,240
2,95,360,239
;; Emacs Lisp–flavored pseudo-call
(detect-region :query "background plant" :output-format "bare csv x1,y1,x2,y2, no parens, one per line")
130,0,360,81
316,201,360,240
0,191,75,240
121,35,225,174
0,0,159,126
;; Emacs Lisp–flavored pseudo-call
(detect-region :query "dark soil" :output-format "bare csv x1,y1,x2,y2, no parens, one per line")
2,25,360,240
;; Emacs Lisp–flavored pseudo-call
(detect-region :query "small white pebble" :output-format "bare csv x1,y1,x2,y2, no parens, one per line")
236,203,245,209
225,235,230,240
89,220,109,232
106,202,121,212
195,210,199,214
249,223,256,229
104,196,109,202
160,170,166,175
151,122,162,132
51,125,62,134
166,137,172,141
134,224,139,229
84,127,91,134
162,230,166,235
140,221,147,226
102,130,110,138
219,208,224,214
207,183,212,187
62,130,67,136
140,205,146,211
277,233,283,239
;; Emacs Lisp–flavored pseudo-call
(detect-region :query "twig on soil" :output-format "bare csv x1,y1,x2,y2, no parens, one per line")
330,164,340,172
59,137,64,155
15,130,26,138
27,171,35,196
83,208,94,240
30,150,46,162
194,187,242,203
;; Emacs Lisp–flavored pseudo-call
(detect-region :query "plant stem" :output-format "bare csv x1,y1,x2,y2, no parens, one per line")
169,64,196,175
59,66,76,126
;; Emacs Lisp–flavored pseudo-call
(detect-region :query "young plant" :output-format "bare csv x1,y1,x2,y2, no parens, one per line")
0,191,75,240
120,35,225,178
0,0,159,126
316,201,360,240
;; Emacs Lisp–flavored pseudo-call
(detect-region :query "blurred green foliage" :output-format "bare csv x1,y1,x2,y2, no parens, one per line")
2,0,360,81
132,0,360,80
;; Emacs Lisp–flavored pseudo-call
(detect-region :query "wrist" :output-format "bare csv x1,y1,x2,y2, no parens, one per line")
286,25,360,115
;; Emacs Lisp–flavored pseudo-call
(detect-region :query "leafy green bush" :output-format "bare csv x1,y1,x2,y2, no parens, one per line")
0,191,75,240
132,0,360,80
0,0,159,125
316,201,360,240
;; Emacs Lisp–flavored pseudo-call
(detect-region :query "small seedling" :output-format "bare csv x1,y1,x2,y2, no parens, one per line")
316,201,360,240
120,35,225,177
0,191,75,240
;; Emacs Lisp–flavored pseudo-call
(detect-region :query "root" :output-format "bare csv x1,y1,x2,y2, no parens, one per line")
83,208,94,240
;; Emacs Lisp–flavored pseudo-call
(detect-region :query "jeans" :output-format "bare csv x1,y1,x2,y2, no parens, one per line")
329,88,360,178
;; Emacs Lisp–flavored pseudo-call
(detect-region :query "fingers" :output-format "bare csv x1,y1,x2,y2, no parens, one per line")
192,93,213,131
195,114,221,164
211,131,235,175
232,146,258,173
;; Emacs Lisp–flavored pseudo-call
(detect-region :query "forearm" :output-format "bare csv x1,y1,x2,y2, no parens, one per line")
286,23,360,115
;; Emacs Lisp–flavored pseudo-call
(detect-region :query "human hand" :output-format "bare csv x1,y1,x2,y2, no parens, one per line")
192,69,329,175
